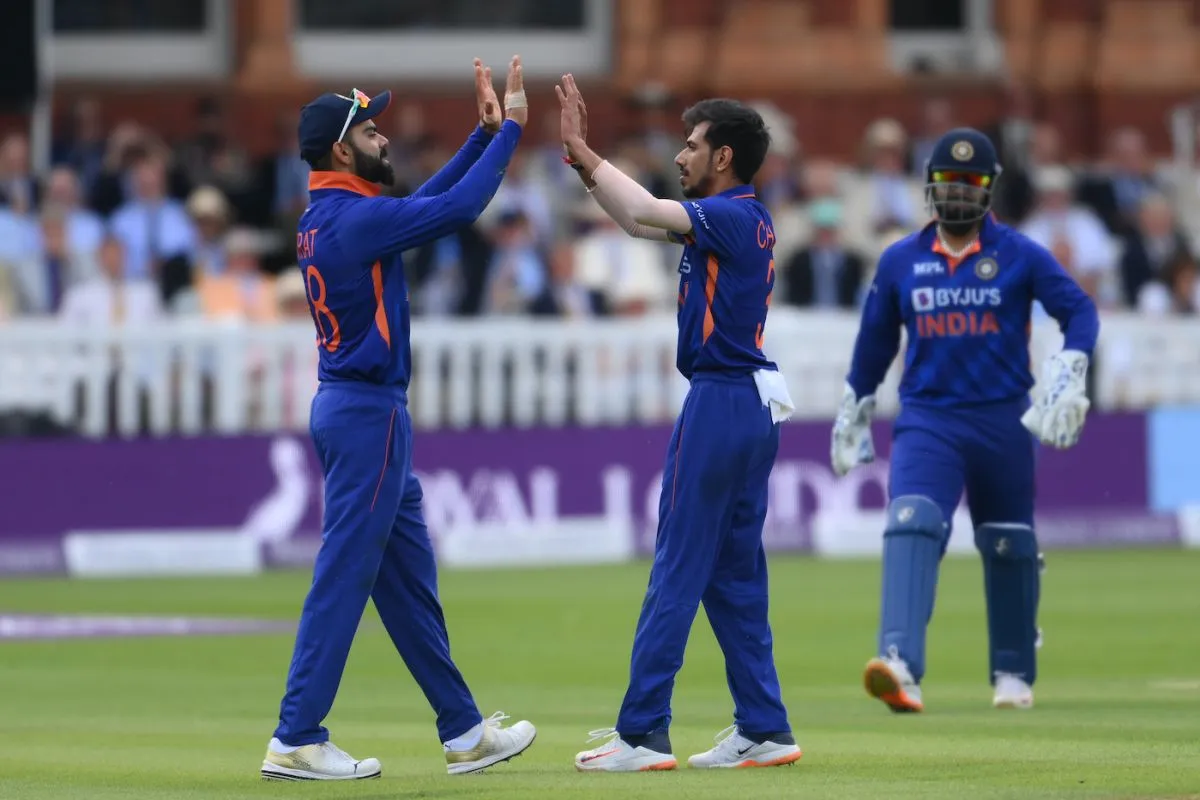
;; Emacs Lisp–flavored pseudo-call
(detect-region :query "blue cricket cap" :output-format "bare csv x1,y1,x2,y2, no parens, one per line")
298,88,393,164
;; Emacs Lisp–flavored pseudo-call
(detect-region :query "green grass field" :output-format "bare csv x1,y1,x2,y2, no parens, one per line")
2,548,1199,799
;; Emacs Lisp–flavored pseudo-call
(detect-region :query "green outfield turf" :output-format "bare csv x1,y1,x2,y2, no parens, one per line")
2,548,1199,799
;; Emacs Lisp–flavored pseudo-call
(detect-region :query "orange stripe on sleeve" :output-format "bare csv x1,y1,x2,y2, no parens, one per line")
372,261,391,350
703,255,718,344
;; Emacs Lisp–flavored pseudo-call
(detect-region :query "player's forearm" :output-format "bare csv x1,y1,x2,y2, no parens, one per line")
588,183,671,242
847,329,900,400
1059,293,1101,359
565,135,691,234
446,120,522,217
410,126,493,199
590,161,693,234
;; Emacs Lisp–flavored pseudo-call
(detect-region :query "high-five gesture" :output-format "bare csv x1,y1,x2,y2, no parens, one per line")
503,55,528,128
474,58,501,134
555,73,587,159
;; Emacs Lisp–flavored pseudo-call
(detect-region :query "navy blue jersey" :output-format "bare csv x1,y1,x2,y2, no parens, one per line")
847,216,1099,407
296,122,520,388
670,185,779,379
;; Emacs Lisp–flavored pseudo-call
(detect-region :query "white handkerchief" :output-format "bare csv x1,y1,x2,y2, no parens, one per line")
752,368,795,424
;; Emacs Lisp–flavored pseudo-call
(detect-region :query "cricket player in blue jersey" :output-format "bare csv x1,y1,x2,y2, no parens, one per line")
553,76,802,772
831,128,1099,713
259,57,537,781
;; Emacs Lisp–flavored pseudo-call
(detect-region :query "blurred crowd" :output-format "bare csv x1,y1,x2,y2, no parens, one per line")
4,89,1200,329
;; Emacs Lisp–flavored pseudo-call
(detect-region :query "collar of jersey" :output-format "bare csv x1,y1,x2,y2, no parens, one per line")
920,212,998,252
308,171,382,197
715,184,757,199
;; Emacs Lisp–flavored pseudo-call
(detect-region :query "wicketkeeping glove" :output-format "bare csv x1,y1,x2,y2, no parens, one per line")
831,382,876,477
1021,349,1090,449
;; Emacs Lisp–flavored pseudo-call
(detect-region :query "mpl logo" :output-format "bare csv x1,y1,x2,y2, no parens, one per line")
913,261,944,276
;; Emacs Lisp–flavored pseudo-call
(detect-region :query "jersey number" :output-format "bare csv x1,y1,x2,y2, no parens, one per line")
305,265,341,353
754,259,775,351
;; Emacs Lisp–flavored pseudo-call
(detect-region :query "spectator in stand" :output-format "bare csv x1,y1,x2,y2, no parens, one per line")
908,96,956,179
1078,127,1162,238
571,192,671,317
1118,191,1192,308
1021,165,1118,307
0,133,38,213
194,227,276,323
845,119,923,260
51,97,107,196
530,241,597,318
58,233,160,327
109,150,197,305
482,209,547,315
781,198,866,310
186,185,234,277
993,122,1063,226
41,166,106,260
1136,250,1200,316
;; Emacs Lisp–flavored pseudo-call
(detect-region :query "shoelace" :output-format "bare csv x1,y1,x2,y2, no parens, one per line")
710,724,747,755
319,742,354,761
584,727,619,746
484,710,510,728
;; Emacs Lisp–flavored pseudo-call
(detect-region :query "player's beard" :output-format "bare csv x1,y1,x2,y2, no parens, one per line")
939,219,979,237
349,140,395,186
681,161,713,199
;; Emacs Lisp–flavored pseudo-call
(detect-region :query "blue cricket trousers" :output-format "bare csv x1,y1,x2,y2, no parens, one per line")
617,372,791,738
889,399,1036,537
274,382,481,745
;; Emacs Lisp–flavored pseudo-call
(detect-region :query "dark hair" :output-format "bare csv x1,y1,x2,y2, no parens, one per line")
681,99,771,184
305,151,333,171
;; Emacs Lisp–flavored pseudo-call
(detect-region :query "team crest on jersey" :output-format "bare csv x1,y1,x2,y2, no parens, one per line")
951,140,974,161
974,257,999,280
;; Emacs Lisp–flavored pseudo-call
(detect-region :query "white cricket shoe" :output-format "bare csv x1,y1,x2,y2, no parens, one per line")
260,739,381,781
444,711,537,775
993,672,1034,709
574,728,678,772
687,725,802,769
863,646,924,713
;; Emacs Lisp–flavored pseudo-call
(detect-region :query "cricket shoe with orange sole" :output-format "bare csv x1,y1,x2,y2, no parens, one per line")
687,725,802,769
574,728,678,772
863,646,924,713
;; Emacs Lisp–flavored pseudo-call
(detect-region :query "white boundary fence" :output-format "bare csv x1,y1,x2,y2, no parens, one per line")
2,310,1198,438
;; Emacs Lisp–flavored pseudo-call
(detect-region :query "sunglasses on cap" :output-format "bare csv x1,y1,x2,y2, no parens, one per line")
931,170,992,188
336,89,372,143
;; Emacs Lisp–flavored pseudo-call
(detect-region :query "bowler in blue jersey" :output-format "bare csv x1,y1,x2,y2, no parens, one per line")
831,128,1099,713
260,58,536,781
555,75,803,772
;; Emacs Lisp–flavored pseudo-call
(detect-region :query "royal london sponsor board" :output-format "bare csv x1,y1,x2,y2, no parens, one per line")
0,412,1176,576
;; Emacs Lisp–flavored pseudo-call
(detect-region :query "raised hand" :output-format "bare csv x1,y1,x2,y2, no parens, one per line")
555,73,587,156
503,55,527,128
474,58,501,134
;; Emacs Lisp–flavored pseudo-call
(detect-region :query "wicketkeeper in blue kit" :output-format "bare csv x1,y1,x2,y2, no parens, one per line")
831,128,1099,712
555,76,803,771
259,58,536,781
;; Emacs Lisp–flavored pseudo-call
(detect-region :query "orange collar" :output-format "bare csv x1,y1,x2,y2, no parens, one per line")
931,235,981,273
308,171,381,197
